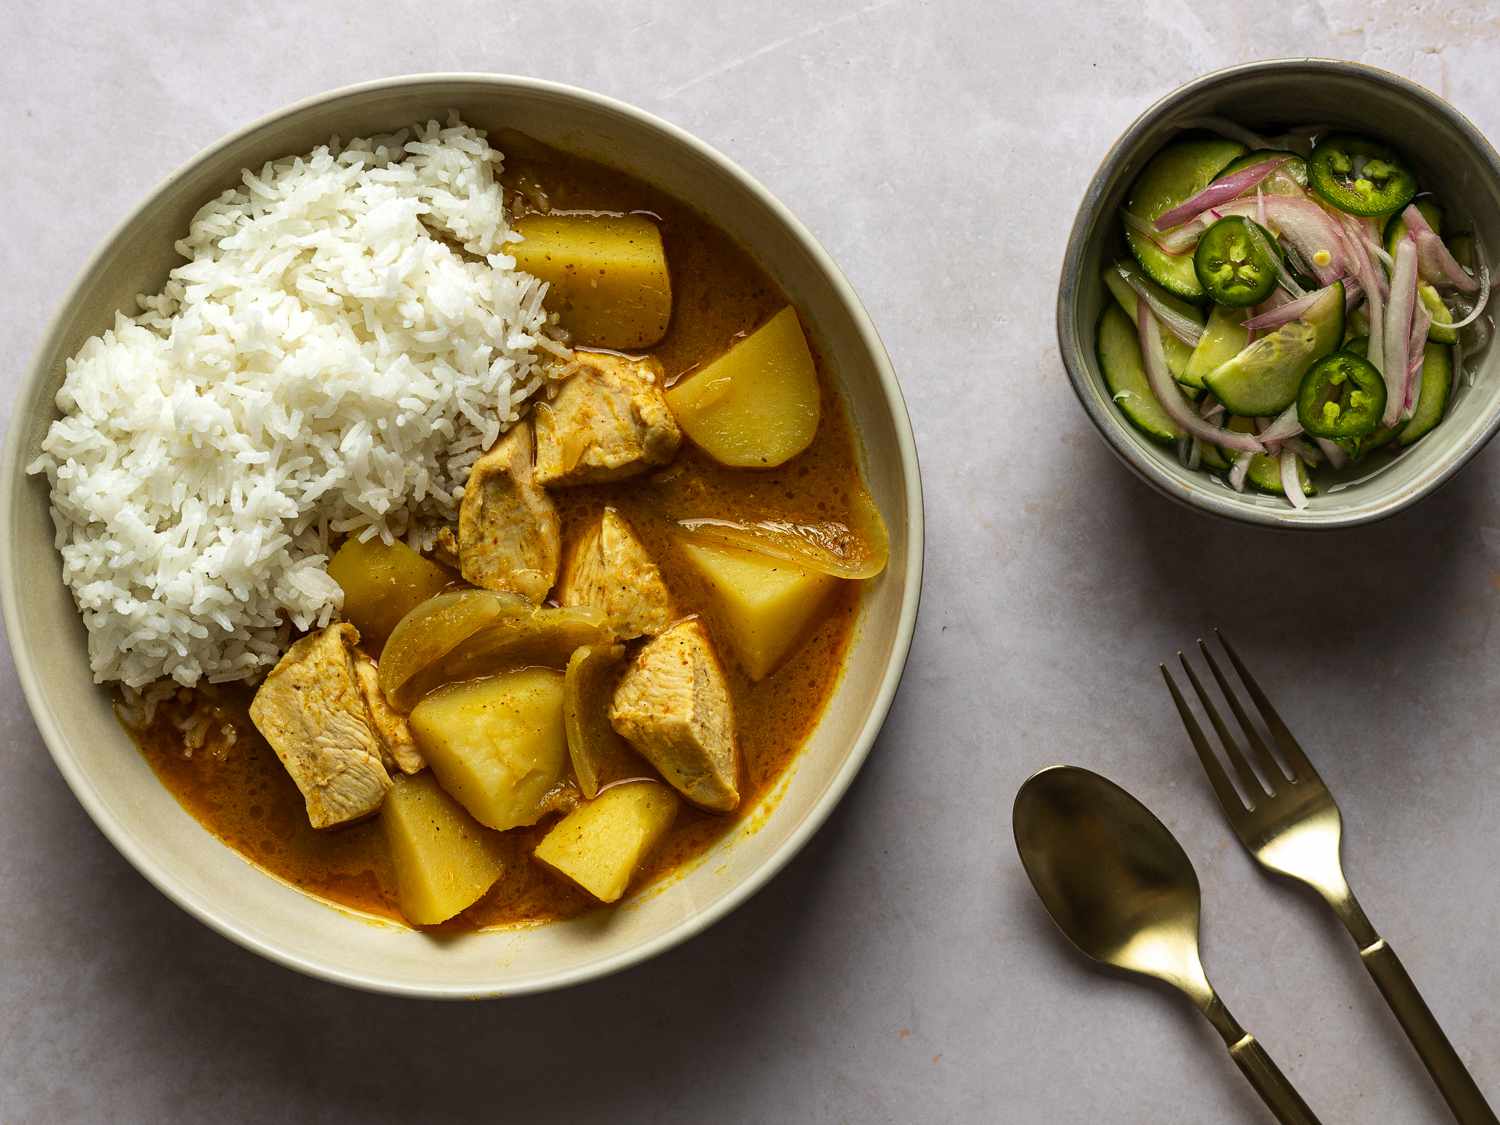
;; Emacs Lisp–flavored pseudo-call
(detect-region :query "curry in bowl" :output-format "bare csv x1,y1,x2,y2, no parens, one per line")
29,119,886,931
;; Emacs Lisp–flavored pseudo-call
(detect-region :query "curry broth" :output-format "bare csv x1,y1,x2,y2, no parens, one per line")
132,137,866,930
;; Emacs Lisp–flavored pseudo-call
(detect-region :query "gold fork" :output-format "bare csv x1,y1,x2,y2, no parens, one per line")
1162,631,1497,1125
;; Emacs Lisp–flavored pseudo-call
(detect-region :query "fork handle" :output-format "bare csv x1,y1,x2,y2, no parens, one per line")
1227,1033,1323,1124
1360,939,1498,1124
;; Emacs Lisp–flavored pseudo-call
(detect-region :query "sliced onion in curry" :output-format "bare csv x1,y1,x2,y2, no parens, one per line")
676,484,890,580
564,644,655,799
380,589,612,710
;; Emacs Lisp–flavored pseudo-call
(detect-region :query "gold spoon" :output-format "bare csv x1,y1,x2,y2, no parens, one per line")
1014,765,1322,1124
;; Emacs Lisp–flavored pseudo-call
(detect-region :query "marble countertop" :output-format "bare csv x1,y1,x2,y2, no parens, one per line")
4,2,1499,1121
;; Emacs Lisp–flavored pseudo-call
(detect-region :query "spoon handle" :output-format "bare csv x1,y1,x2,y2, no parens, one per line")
1228,1033,1322,1125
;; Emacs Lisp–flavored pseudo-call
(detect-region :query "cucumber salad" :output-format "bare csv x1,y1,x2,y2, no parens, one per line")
1101,122,1493,508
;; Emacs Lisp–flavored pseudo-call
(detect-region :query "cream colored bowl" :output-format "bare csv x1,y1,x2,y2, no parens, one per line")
0,75,923,996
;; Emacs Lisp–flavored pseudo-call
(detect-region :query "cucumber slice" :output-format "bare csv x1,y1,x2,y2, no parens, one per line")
1125,138,1247,303
1204,282,1344,415
1096,304,1184,445
1101,262,1201,383
1342,425,1398,460
1183,305,1250,388
1227,417,1314,495
1249,450,1312,495
1397,342,1453,446
1199,443,1231,471
1419,283,1458,345
1384,199,1442,262
1216,150,1309,194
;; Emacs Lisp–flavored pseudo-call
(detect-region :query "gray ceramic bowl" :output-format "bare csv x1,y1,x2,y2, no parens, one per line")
1058,59,1500,528
0,75,923,996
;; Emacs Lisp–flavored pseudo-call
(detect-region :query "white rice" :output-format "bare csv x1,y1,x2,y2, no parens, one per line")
29,115,557,689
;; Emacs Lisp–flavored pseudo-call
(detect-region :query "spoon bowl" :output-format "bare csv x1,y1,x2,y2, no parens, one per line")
1014,764,1214,1008
1013,765,1322,1124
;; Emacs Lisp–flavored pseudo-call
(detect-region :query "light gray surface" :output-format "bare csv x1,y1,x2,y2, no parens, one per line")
3,1,1498,1121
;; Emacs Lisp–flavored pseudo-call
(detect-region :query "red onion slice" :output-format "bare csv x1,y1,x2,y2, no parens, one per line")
1444,242,1492,329
1339,212,1388,303
1121,209,1198,255
1280,449,1309,510
1245,219,1305,297
1116,265,1204,347
1241,283,1340,330
1402,205,1480,293
1154,157,1289,230
1137,299,1263,454
1283,436,1322,465
1382,238,1419,427
1259,403,1303,443
1198,197,1346,285
1229,452,1254,492
1314,437,1347,469
1406,304,1431,419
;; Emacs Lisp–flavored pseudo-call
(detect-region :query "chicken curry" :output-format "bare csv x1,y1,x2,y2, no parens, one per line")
128,134,884,931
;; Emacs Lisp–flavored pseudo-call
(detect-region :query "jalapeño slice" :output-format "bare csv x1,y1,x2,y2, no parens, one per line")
1297,351,1387,439
1308,134,1417,217
1193,217,1279,307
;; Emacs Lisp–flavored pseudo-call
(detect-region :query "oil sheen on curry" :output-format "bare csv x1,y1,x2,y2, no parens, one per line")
131,133,888,931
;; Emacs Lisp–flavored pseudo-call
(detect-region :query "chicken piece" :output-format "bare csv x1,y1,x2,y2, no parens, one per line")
457,420,560,602
249,624,392,828
353,651,425,776
429,526,460,570
609,618,739,812
533,352,682,486
557,508,671,639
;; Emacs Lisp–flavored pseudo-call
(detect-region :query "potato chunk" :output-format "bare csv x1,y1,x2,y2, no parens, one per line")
664,306,821,468
564,644,652,799
408,669,568,831
533,781,679,903
610,619,739,812
327,537,451,654
510,213,671,349
558,508,671,639
381,772,507,926
679,540,838,681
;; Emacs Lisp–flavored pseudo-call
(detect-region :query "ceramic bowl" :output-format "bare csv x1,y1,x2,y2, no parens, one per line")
1057,58,1500,528
0,75,923,996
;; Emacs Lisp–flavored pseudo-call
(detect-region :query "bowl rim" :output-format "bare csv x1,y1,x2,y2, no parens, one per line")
1056,57,1500,530
0,72,925,997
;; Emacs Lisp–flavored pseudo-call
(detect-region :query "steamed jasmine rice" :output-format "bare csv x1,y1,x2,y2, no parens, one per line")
28,116,562,689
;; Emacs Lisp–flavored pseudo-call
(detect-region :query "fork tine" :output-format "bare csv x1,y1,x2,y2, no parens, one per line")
1177,652,1267,802
1197,638,1290,789
1160,662,1250,814
1214,629,1318,782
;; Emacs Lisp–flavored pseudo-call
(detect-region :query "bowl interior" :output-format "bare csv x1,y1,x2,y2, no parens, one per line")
2,77,921,995
1060,61,1500,527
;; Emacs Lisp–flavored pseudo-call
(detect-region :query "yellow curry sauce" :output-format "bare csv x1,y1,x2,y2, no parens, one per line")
131,137,866,930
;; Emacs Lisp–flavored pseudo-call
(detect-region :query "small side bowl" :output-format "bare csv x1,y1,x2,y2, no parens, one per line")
1058,59,1500,528
0,75,923,996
